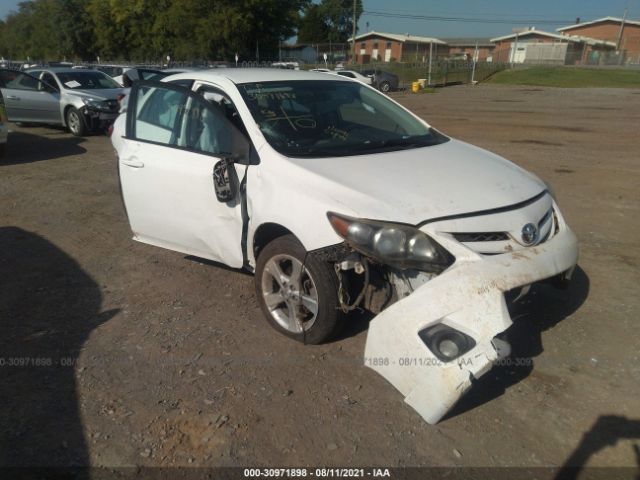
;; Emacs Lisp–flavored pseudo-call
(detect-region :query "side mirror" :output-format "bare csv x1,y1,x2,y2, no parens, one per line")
212,158,238,203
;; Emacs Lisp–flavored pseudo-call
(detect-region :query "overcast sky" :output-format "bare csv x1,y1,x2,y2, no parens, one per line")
0,0,636,38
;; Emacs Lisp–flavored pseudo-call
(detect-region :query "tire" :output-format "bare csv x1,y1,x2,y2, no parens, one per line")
255,234,343,344
66,107,87,136
379,81,391,93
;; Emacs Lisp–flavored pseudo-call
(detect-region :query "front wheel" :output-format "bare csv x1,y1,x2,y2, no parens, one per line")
66,107,87,136
255,235,343,344
379,81,391,93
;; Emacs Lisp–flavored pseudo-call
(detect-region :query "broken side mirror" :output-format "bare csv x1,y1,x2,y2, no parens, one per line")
213,158,238,203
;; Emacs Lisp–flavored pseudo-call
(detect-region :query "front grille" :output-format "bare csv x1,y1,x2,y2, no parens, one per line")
452,232,509,242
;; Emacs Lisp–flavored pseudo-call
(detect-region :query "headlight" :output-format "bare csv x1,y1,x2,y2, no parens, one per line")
327,212,454,272
82,98,110,111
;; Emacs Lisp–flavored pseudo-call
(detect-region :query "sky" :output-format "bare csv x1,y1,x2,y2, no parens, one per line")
0,0,637,38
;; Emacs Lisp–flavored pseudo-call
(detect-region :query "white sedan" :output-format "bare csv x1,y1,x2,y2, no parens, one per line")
111,69,578,424
326,69,372,85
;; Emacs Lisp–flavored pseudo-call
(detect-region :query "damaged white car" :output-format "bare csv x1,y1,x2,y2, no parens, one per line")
111,69,578,424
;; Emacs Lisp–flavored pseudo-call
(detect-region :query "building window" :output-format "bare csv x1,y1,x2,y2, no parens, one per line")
373,42,379,48
386,42,392,48
360,42,366,49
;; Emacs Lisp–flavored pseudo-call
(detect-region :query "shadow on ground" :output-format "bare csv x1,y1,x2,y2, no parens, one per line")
0,226,117,467
446,265,590,420
2,128,86,165
556,415,640,480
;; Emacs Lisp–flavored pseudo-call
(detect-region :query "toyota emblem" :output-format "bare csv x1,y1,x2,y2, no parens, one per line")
521,223,538,245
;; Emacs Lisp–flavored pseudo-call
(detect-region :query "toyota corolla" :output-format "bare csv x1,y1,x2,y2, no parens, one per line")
111,69,578,424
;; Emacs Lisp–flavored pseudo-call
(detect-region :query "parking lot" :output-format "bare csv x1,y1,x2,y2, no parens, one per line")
1,84,639,470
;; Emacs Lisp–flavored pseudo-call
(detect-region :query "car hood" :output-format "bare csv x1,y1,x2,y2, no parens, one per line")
288,139,546,225
63,88,126,101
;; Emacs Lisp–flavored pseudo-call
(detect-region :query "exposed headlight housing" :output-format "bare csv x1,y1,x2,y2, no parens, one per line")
82,98,111,112
327,212,455,273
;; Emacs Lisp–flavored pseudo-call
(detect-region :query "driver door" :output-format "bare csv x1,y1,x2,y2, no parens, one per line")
118,80,248,267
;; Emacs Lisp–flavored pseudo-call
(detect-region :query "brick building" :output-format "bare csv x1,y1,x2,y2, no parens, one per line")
557,17,640,64
350,32,447,63
491,28,615,64
442,38,495,61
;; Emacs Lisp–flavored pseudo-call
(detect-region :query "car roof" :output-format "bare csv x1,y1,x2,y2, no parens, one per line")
166,68,351,85
27,67,105,74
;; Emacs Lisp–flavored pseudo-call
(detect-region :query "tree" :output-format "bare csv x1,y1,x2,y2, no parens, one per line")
0,0,310,62
321,0,363,44
297,3,329,43
298,0,362,44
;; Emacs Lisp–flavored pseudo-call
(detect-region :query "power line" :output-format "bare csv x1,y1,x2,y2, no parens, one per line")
362,10,574,25
362,7,578,19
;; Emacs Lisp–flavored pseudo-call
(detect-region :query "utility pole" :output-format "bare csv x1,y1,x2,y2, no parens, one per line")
471,41,479,83
511,32,519,66
616,6,628,51
351,0,357,64
427,41,433,86
616,4,628,65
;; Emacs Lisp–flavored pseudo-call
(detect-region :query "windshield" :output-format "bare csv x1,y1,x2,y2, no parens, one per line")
238,80,448,157
56,71,121,90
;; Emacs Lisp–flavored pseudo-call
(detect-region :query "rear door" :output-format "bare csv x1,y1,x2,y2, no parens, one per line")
0,70,61,123
118,80,248,267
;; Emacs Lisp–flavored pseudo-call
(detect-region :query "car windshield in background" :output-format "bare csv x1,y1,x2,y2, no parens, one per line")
140,71,169,81
56,71,121,90
238,80,448,158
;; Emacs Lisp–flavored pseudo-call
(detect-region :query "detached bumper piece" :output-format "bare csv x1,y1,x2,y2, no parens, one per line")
364,226,578,424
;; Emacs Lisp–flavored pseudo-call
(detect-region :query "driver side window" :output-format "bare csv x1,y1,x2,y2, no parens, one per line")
41,73,57,90
131,82,248,159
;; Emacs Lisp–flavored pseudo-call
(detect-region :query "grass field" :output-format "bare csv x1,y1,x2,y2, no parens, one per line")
485,66,640,88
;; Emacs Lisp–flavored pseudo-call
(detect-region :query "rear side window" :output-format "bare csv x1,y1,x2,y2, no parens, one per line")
134,85,187,145
0,70,40,91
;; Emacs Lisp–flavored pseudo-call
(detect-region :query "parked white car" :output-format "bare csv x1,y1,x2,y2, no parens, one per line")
111,69,578,424
327,69,372,85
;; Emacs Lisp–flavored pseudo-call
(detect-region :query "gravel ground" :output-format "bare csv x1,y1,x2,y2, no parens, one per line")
0,84,639,471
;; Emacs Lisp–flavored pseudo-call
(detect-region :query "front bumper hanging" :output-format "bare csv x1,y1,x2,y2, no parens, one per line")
364,225,579,424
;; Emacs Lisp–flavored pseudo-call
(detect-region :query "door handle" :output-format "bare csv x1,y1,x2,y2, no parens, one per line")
6,95,20,101
121,158,144,168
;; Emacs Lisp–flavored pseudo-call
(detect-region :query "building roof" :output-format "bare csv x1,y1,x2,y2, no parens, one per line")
350,31,447,45
490,28,616,48
441,37,494,47
557,16,640,32
491,29,580,43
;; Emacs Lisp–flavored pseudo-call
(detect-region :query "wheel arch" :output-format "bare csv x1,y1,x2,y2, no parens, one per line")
252,223,297,261
62,104,74,127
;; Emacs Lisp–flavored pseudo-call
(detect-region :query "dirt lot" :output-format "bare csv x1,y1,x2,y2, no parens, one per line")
1,84,639,472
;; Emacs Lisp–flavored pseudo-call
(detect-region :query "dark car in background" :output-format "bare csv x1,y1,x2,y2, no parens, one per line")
361,69,400,93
